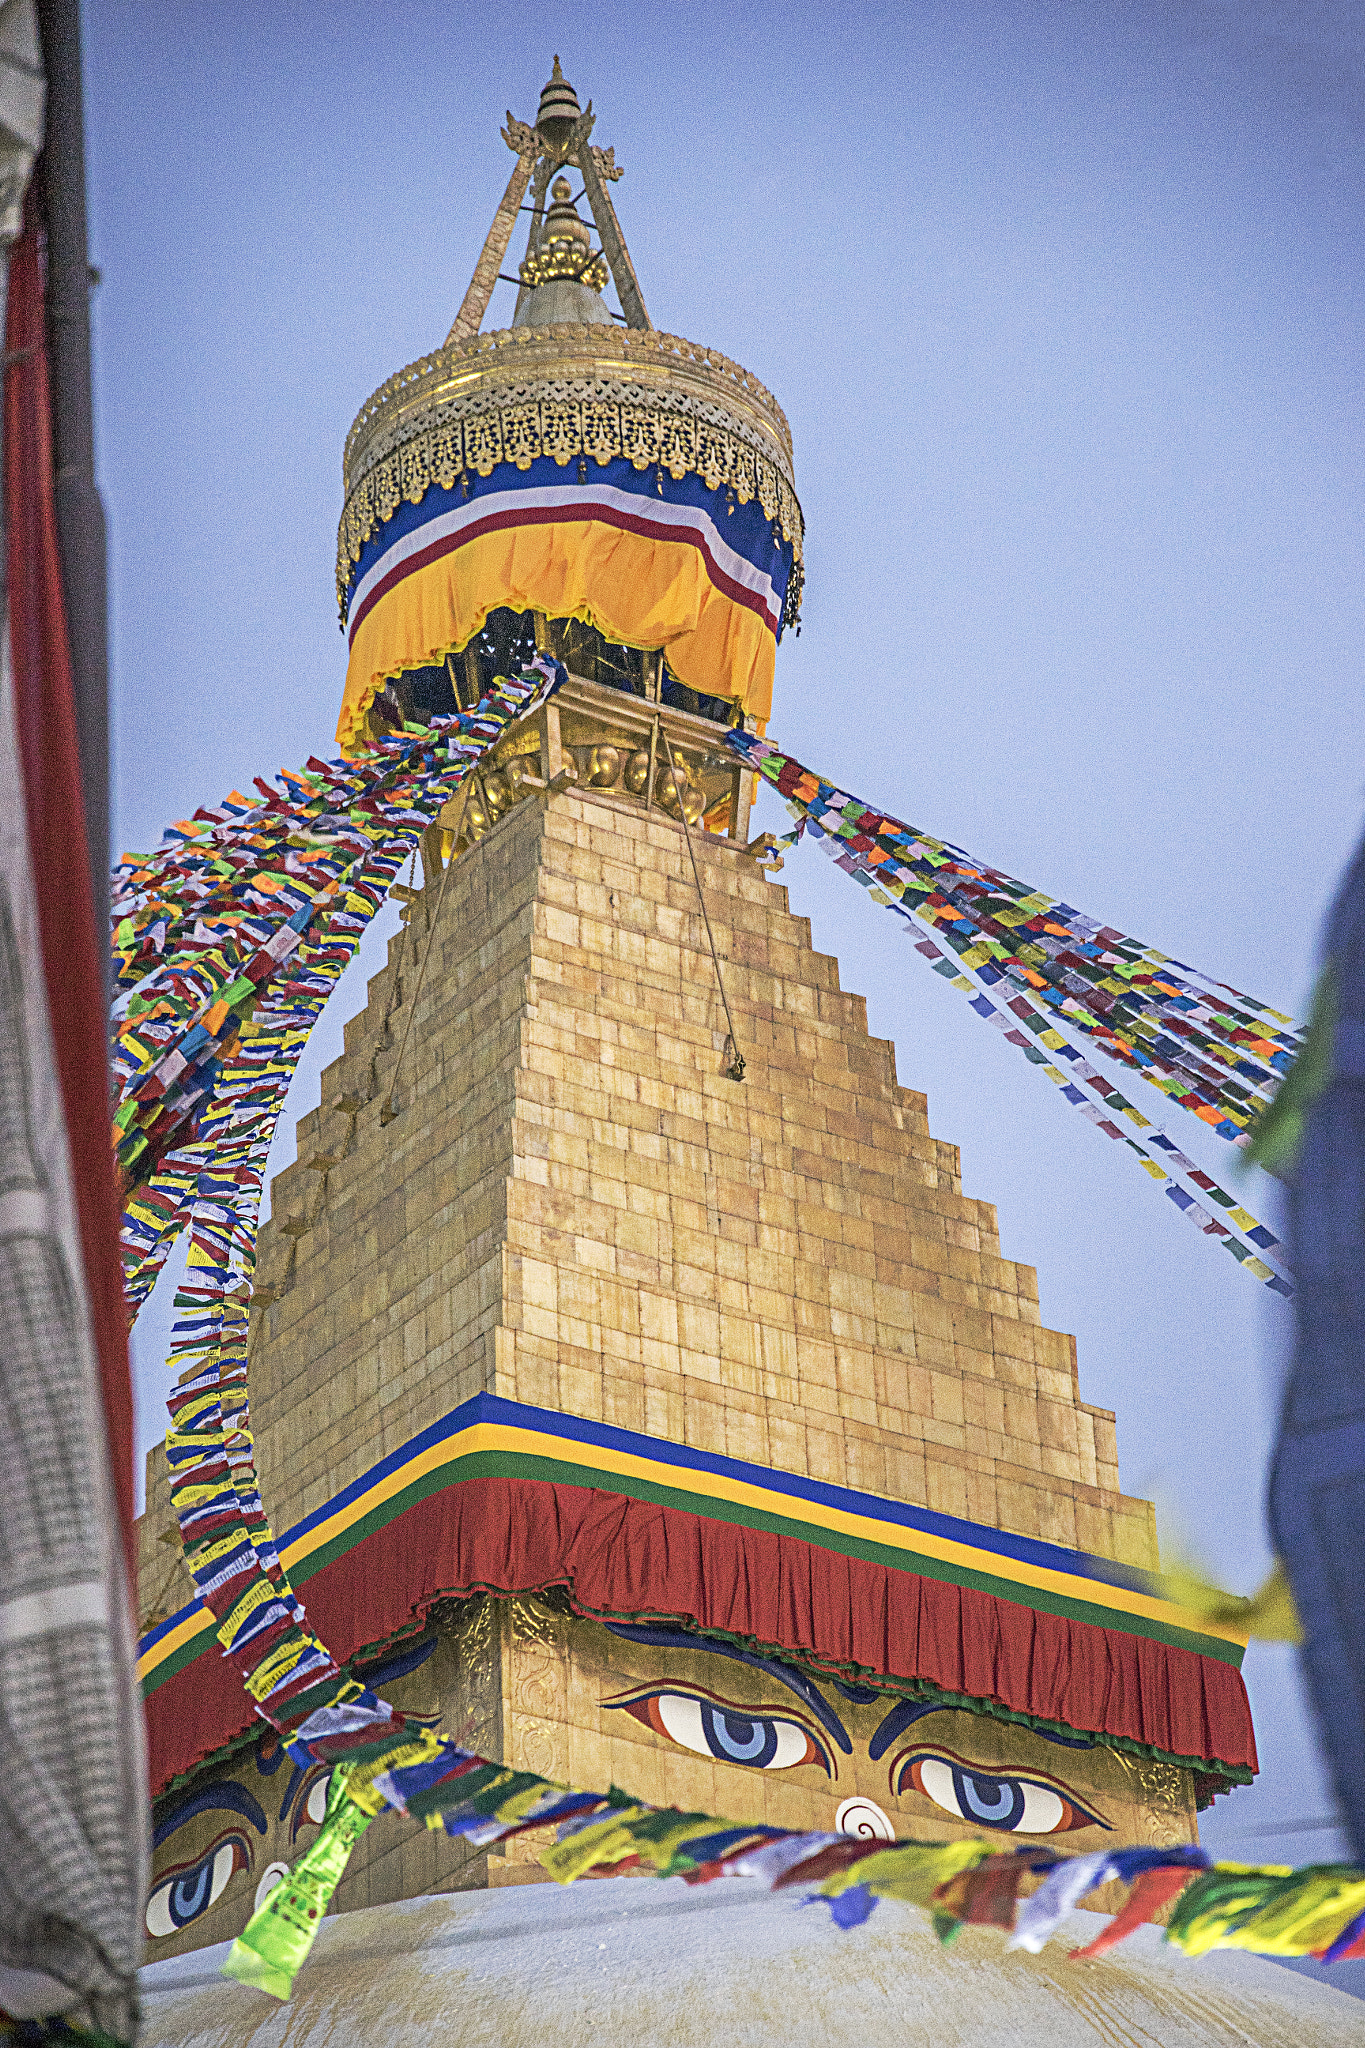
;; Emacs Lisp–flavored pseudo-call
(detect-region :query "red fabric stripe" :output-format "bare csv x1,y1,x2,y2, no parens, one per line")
144,1475,1257,1794
1069,1865,1197,1957
4,206,136,1578
347,496,780,642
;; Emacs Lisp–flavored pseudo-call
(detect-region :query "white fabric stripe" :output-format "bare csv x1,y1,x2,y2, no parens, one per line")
0,1579,109,1645
0,1186,46,1235
349,479,781,628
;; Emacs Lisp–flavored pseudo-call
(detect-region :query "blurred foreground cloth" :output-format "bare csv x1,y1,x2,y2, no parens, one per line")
1267,823,1365,1866
0,99,145,2044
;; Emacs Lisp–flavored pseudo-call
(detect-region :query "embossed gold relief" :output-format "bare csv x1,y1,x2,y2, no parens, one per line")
652,752,707,824
393,682,733,847
344,325,795,480
511,1717,565,1788
508,1594,564,1648
518,177,610,296
1110,1749,1197,1848
337,323,804,622
563,739,706,821
582,743,622,787
336,385,804,626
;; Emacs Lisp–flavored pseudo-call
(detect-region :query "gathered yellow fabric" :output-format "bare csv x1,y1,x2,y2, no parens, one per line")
338,520,776,755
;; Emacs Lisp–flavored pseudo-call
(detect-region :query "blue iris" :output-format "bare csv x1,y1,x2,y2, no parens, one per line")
169,1853,215,1926
954,1767,1026,1829
700,1702,778,1766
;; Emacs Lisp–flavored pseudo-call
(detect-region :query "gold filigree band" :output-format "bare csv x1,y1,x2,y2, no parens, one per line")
338,323,804,633
336,392,805,628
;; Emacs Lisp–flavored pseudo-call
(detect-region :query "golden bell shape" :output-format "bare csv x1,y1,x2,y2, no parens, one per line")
623,749,652,795
584,744,622,788
482,769,511,817
655,759,706,825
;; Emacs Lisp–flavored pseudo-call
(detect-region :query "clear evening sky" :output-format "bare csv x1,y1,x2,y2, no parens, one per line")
87,0,1365,1954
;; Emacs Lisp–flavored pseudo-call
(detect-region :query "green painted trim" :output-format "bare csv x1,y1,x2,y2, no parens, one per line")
289,1445,1247,1668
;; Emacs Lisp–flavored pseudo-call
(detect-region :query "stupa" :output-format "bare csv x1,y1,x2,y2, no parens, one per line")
133,61,1256,1967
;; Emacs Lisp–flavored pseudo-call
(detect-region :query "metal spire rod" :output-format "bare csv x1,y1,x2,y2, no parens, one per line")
445,114,540,347
573,118,651,330
512,150,557,324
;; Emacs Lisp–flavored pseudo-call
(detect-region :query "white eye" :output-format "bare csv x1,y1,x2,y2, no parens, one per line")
654,1693,708,1754
305,1772,331,1824
254,1861,290,1912
145,1840,238,1938
653,1694,815,1769
915,1757,964,1816
764,1719,816,1769
1016,1782,1067,1833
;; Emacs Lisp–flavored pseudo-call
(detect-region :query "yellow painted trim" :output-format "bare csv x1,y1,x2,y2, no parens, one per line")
138,1606,212,1683
139,1418,1247,1687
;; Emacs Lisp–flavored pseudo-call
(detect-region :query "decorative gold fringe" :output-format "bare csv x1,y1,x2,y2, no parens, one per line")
335,393,805,624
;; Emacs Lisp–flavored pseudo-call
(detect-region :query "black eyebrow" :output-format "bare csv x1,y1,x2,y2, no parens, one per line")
152,1782,267,1849
869,1699,1098,1760
603,1623,852,1754
869,1699,950,1760
353,1634,437,1691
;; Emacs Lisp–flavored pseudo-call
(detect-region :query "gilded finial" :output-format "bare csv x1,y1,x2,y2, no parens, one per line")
518,176,606,297
536,57,582,143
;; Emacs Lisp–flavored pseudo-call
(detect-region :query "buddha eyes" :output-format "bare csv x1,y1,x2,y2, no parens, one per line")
144,1831,250,1937
894,1752,1104,1834
145,1767,332,1939
290,1768,332,1840
608,1689,831,1774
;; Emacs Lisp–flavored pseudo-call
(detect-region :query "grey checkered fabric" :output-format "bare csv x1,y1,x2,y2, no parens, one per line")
0,889,145,2038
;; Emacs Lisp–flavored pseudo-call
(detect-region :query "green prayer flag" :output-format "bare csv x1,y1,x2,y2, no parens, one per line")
221,1769,373,2001
1245,965,1334,1180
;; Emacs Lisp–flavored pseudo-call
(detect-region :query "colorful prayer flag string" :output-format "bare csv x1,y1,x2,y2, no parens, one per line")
218,1729,1365,2002
728,734,1295,1298
115,662,560,1309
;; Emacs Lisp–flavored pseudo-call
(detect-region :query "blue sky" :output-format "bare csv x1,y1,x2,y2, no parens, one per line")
88,0,1365,1915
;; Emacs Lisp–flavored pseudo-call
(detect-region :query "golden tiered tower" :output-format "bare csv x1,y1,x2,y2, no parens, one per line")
137,63,1252,1960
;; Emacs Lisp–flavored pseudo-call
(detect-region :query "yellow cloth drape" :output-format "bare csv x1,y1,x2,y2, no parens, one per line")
338,518,776,754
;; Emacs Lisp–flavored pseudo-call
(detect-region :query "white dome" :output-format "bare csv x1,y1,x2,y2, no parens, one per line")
139,1870,1361,2048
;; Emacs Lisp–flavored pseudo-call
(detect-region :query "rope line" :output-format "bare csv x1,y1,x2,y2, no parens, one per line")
381,837,459,1124
661,728,744,1083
